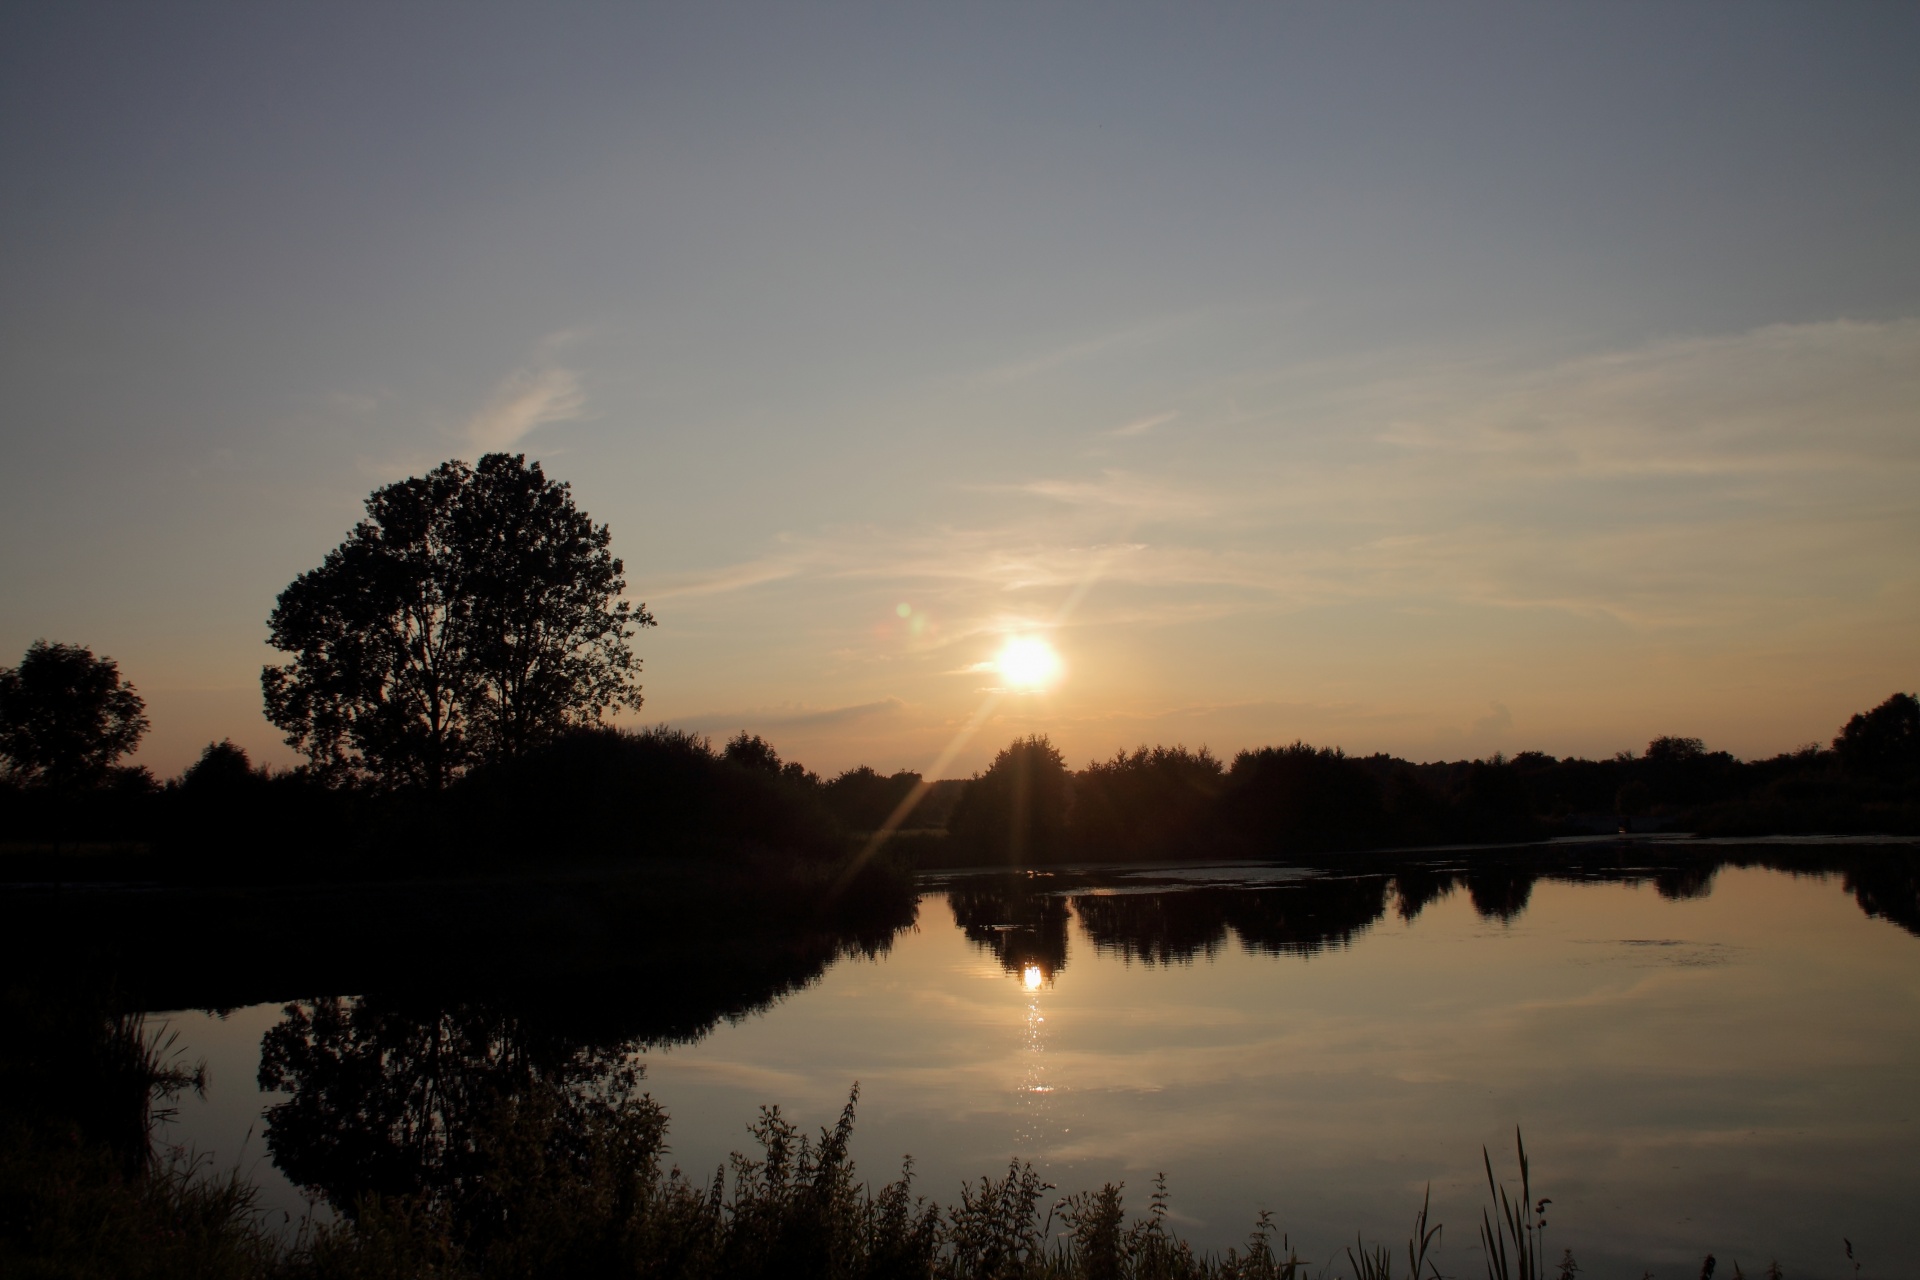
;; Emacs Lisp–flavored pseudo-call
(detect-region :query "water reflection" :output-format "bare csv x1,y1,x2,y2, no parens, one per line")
257,996,643,1209
13,840,1918,1264
948,880,1070,981
946,845,1920,981
1015,960,1053,1148
235,874,921,1216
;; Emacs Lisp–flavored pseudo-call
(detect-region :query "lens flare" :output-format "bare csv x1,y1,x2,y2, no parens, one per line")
997,637,1062,691
1022,964,1045,991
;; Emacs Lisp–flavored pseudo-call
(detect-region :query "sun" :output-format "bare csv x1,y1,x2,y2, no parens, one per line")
996,636,1062,691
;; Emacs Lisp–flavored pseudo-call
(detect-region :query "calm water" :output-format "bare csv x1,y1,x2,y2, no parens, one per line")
156,848,1919,1278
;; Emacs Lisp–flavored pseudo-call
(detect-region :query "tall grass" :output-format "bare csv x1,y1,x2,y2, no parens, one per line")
1479,1128,1547,1280
4,1076,1807,1280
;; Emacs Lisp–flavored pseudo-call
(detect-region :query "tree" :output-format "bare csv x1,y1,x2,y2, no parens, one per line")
0,640,149,789
1834,692,1920,778
949,735,1071,862
1070,745,1222,860
262,453,653,788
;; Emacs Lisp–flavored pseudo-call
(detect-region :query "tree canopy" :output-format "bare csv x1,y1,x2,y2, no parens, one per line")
948,734,1071,862
0,640,149,790
262,453,653,788
1834,692,1920,778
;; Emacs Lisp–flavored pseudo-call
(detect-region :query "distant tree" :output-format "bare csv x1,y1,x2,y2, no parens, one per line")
1644,736,1706,762
823,765,923,831
723,732,783,774
262,454,653,789
949,735,1071,862
1834,693,1920,778
1070,745,1223,860
0,640,149,790
722,731,820,788
1217,742,1387,854
178,739,267,792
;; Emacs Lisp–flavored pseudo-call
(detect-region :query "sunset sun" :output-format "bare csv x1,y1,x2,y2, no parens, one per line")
996,636,1062,692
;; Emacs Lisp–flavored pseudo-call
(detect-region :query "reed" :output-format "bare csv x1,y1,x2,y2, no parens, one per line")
1479,1127,1548,1280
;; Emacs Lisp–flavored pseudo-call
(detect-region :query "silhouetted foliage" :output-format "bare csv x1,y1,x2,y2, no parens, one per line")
0,640,148,790
1834,692,1920,779
824,765,925,832
455,725,843,862
948,735,1072,863
262,453,652,790
11,686,1920,880
1216,744,1389,856
1070,745,1224,861
724,730,784,774
179,739,269,793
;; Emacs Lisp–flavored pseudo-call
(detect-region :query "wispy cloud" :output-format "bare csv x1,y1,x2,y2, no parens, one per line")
975,313,1205,386
645,317,1920,652
671,698,907,736
1110,410,1179,438
464,364,587,451
648,555,807,600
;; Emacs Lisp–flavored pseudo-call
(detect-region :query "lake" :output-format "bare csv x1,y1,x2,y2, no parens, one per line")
149,842,1918,1278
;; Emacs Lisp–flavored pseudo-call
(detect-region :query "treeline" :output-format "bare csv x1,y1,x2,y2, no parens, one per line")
0,727,944,877
937,692,1920,864
2,691,1915,877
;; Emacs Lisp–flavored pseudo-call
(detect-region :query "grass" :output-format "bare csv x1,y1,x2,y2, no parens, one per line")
7,1067,1819,1280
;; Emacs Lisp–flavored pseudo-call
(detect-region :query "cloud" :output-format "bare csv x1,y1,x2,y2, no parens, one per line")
1110,410,1179,438
641,317,1920,650
975,313,1205,385
1017,472,1217,521
648,555,806,600
671,698,907,736
1371,317,1920,476
464,365,587,450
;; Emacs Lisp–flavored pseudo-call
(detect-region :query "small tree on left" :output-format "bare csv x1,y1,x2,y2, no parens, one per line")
0,640,149,789
262,453,653,789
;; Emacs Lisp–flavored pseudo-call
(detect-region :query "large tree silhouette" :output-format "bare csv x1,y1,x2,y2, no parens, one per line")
0,640,148,790
262,454,653,788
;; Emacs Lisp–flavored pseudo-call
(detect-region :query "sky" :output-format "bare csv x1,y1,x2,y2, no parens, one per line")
2,3,1916,780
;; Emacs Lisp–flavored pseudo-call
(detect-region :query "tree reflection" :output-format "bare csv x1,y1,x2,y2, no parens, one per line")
1465,865,1535,922
1842,854,1920,936
1393,866,1458,922
250,879,919,1216
947,847,1920,982
1221,876,1393,956
258,996,640,1211
948,882,1071,980
1072,891,1231,966
1073,877,1394,965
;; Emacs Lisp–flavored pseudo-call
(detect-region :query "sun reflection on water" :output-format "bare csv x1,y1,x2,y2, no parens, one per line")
1014,958,1058,1163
